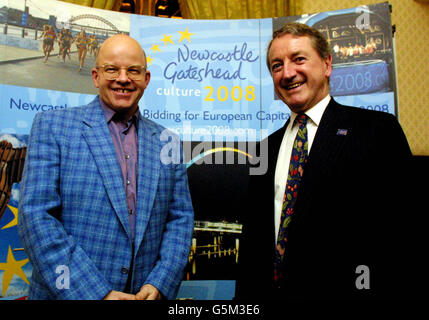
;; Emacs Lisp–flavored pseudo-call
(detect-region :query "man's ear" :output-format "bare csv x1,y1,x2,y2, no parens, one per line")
91,68,100,88
144,70,151,88
324,54,333,78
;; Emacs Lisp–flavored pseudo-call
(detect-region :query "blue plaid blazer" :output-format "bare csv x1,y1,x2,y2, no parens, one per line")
18,97,194,300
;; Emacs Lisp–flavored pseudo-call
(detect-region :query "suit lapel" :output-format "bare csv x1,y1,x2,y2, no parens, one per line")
134,115,161,252
293,99,352,225
306,99,351,172
81,98,131,239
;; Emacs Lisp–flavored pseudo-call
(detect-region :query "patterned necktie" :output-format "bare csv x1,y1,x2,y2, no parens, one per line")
274,113,308,284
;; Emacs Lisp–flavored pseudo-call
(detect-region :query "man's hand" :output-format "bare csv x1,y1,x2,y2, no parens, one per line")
103,290,136,300
135,284,161,300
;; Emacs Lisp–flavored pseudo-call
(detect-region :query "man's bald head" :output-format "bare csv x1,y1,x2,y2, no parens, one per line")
96,34,147,68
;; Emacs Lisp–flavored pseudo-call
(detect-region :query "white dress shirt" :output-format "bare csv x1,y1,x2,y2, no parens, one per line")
273,95,331,244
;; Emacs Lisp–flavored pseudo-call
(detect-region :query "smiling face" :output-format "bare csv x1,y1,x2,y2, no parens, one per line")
92,34,150,119
268,34,332,113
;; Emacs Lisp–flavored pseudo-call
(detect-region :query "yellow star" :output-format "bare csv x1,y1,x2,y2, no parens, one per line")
151,44,161,53
0,246,29,296
178,28,194,43
161,34,174,46
146,55,153,65
1,205,18,230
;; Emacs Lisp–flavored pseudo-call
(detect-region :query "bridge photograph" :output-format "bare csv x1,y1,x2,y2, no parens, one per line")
0,0,130,94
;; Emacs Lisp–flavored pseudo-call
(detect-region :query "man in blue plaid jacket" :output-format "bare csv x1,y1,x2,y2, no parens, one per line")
18,34,194,300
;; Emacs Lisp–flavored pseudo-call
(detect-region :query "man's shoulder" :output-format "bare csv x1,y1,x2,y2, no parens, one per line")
330,99,396,122
139,115,165,132
35,99,96,122
259,98,397,145
326,100,403,145
32,99,99,137
260,116,290,150
139,114,180,140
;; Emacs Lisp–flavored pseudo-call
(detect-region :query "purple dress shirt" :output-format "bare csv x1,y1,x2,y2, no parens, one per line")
100,100,138,242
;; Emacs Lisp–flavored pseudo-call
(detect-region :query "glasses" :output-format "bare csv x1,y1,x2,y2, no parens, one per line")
96,64,146,81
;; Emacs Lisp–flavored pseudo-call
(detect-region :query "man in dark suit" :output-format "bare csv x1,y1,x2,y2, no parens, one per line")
236,22,423,299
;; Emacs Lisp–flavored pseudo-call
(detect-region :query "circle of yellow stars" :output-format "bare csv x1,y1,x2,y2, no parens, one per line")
146,27,195,66
0,205,30,297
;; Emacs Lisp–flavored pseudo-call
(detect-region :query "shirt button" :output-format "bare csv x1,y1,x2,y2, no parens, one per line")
126,180,131,185
125,154,130,159
121,267,129,274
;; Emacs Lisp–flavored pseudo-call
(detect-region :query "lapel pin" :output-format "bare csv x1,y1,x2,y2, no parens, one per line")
336,129,348,136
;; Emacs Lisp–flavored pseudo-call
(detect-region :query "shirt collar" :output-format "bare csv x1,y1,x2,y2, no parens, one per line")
99,97,139,125
100,98,115,123
290,95,331,128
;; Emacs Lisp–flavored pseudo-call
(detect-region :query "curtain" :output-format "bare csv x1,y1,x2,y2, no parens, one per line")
178,0,302,19
138,0,156,15
58,0,123,11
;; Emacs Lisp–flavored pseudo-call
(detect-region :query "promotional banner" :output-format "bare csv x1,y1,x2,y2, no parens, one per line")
0,0,395,299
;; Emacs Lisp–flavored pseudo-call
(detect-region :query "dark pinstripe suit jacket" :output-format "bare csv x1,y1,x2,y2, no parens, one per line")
236,98,424,299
